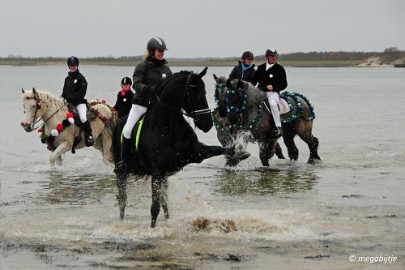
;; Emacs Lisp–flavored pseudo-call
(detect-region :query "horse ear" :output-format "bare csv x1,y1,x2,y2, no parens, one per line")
213,74,219,83
22,88,25,94
197,67,208,79
32,87,37,95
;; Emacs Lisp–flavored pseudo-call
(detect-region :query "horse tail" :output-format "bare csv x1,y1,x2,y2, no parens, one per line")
112,118,125,165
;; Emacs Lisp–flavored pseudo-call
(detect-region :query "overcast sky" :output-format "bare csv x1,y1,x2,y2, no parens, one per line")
1,0,404,58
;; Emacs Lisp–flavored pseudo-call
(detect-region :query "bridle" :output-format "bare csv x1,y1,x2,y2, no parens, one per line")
154,73,211,122
22,94,62,131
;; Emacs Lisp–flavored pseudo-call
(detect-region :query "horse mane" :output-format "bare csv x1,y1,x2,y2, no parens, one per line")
159,70,193,90
23,89,64,105
243,81,267,106
22,89,68,115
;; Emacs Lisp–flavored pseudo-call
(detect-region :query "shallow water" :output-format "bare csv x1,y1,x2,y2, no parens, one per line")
1,65,404,269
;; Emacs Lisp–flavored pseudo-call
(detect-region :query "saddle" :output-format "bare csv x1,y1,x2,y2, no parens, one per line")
263,97,291,115
67,103,97,127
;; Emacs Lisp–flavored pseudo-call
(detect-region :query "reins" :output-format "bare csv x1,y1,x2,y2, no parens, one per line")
154,73,211,122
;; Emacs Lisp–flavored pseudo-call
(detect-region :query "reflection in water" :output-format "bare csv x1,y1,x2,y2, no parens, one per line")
34,172,116,205
214,167,318,196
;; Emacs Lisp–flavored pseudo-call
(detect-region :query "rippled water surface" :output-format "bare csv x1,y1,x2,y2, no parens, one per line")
1,65,404,269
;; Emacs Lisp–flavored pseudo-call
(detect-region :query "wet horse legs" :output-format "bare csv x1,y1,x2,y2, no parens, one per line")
116,173,128,219
151,175,169,228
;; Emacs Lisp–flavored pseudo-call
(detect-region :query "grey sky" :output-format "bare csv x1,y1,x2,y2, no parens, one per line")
1,0,404,58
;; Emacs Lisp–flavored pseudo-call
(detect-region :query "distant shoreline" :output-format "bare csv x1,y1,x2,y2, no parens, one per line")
0,59,383,67
1,50,404,67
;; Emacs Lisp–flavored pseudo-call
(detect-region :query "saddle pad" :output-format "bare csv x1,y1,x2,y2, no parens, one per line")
279,98,290,114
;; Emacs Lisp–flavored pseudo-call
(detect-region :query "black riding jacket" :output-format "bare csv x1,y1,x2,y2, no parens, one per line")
114,89,135,118
228,61,256,83
251,62,287,93
62,70,88,105
132,57,173,107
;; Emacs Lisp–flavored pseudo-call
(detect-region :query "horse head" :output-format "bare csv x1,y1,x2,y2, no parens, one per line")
21,88,44,132
224,79,248,125
213,74,228,117
179,67,213,133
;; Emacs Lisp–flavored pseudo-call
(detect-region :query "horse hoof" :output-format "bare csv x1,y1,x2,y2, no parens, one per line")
225,158,239,167
308,158,322,165
237,151,250,161
120,209,125,220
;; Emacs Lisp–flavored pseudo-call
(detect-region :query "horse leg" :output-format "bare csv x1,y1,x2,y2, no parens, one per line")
281,122,298,161
151,174,164,228
116,172,128,219
283,133,299,161
296,121,321,164
275,142,285,159
49,142,70,165
258,139,277,167
160,177,169,220
300,134,321,164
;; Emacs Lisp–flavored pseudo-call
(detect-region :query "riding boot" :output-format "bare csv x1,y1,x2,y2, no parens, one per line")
82,121,94,147
114,137,131,175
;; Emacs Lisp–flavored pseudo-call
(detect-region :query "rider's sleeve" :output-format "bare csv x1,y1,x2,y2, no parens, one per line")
132,62,149,94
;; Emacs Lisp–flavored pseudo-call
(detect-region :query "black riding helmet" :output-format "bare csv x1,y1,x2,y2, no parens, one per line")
242,51,254,60
121,77,132,85
67,56,79,67
147,37,168,51
265,49,278,57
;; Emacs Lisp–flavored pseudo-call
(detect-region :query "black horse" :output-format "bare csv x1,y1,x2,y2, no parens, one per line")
113,68,232,227
213,76,321,166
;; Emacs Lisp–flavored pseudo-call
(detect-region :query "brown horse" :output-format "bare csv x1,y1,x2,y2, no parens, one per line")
213,77,321,166
21,88,117,164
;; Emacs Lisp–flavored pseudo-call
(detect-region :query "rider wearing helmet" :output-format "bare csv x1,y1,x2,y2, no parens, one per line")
62,56,94,147
228,51,256,83
113,77,134,118
116,37,173,173
251,49,287,137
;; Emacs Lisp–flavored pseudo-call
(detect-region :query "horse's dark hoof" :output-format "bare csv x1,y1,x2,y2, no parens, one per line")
237,151,250,161
151,220,156,228
308,158,322,165
225,158,239,167
120,209,125,220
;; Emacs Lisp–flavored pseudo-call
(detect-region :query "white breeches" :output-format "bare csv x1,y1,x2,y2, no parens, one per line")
123,104,147,139
266,91,281,127
76,103,88,123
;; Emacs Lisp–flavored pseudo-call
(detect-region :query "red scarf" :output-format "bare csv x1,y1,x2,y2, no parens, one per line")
120,87,131,97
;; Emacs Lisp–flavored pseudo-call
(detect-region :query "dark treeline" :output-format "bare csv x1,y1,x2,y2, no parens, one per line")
2,48,404,66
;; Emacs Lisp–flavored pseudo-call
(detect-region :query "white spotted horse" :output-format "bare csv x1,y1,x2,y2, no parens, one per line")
21,88,117,165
